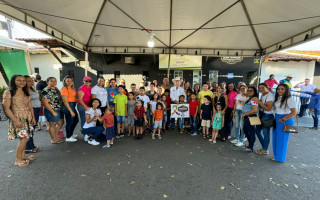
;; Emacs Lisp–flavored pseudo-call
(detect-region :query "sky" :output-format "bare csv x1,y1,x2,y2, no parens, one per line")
1,14,320,51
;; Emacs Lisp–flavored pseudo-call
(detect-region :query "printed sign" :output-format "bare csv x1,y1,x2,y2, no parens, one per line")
227,73,234,79
221,57,243,64
159,54,202,70
171,104,190,118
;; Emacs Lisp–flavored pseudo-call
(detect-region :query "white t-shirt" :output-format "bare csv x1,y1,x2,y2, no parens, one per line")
299,84,316,97
150,101,158,114
83,108,102,129
235,94,249,111
260,92,274,114
170,86,186,102
274,96,296,114
137,95,150,111
91,85,108,107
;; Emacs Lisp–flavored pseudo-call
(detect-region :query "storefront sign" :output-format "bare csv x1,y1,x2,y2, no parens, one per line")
159,54,202,70
221,57,243,64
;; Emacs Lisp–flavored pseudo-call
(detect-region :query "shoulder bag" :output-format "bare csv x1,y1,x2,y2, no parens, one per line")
260,95,275,128
249,115,261,126
283,116,299,133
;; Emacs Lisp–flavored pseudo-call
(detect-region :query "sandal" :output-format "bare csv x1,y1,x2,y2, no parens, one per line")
255,149,269,155
14,160,29,167
25,147,41,154
24,155,36,161
271,157,276,161
51,139,64,144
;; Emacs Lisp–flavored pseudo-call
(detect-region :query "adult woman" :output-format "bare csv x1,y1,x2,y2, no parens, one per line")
213,85,228,140
231,85,249,147
91,77,109,114
153,80,158,88
211,82,218,94
3,75,36,166
25,76,41,153
241,86,259,152
272,84,297,162
220,81,226,93
61,76,79,142
225,83,238,139
184,81,192,91
193,84,200,96
77,76,92,128
41,77,64,144
252,83,274,155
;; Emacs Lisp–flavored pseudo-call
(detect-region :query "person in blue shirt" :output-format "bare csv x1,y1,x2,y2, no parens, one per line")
298,88,320,130
107,78,119,106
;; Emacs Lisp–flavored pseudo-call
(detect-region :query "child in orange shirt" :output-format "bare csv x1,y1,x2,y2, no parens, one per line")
99,106,115,149
152,102,166,139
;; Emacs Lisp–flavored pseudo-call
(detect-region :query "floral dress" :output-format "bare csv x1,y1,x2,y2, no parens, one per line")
41,87,62,110
3,90,33,140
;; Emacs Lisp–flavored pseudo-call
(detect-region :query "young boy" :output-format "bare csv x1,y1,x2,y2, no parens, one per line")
178,95,186,133
152,102,166,139
134,100,148,140
164,89,171,129
127,92,136,136
198,83,213,107
114,85,128,138
130,83,139,98
99,106,115,149
137,87,150,133
200,95,212,138
189,92,199,136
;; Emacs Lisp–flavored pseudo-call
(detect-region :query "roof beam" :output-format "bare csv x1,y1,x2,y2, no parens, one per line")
86,0,108,49
169,0,173,47
240,0,262,50
108,0,169,47
172,0,241,47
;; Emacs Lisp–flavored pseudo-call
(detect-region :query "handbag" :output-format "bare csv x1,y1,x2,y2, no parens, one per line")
283,116,298,133
259,95,275,128
248,115,261,126
0,103,9,121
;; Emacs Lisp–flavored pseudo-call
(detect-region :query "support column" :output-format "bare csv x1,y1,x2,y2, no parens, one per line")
167,49,171,79
85,51,89,77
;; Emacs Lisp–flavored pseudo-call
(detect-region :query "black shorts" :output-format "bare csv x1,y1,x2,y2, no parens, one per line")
134,117,144,127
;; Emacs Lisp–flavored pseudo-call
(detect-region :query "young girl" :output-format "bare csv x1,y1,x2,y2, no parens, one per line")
127,92,136,136
211,104,224,143
178,95,186,133
134,100,148,140
99,106,115,149
82,98,105,146
150,93,159,133
152,102,166,139
200,95,212,138
160,94,168,132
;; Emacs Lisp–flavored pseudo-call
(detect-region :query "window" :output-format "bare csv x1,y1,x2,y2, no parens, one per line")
174,70,183,80
34,67,39,74
209,70,218,83
192,70,202,86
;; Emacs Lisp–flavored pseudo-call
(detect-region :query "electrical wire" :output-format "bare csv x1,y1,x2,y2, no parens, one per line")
1,1,320,32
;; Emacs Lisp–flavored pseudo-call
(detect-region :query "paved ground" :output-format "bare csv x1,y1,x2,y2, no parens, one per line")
0,117,319,200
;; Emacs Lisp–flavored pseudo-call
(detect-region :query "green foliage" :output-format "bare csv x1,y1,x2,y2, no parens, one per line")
0,86,8,97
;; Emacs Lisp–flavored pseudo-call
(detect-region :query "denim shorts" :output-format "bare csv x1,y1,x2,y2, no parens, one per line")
163,115,167,123
44,108,61,122
154,120,162,128
117,116,126,123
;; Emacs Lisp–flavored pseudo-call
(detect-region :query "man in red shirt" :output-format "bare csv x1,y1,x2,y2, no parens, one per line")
264,74,279,92
189,93,199,136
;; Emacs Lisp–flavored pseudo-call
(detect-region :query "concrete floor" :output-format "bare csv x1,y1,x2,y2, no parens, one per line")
0,120,319,200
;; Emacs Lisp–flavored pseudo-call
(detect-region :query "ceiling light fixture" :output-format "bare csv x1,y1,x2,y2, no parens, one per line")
147,32,155,48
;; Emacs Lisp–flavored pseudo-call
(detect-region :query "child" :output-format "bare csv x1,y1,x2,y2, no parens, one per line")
150,93,159,133
200,95,213,138
99,106,115,149
114,85,128,138
189,92,199,136
164,89,171,129
130,83,139,98
161,94,168,132
137,87,150,135
211,104,224,143
178,95,186,133
36,104,49,131
82,98,105,146
127,92,136,136
198,83,213,107
134,100,148,140
186,89,193,102
152,102,166,139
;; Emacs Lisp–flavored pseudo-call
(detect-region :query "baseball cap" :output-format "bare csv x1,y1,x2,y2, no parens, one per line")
83,76,92,81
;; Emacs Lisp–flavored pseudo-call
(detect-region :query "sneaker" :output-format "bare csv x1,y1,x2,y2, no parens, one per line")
102,145,110,149
110,142,114,145
116,135,121,139
88,140,100,146
213,140,216,144
139,134,143,140
191,132,197,136
136,135,140,140
152,135,155,140
209,139,213,142
309,127,319,130
235,142,244,147
243,137,247,142
72,135,78,139
230,139,238,144
84,134,89,142
158,135,162,139
65,137,77,142
120,134,125,138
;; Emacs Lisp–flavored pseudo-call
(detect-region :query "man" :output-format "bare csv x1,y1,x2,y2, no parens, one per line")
146,83,157,101
130,83,139,98
33,74,47,94
161,77,173,90
264,74,279,92
295,78,316,116
170,77,186,129
280,75,293,89
298,88,320,130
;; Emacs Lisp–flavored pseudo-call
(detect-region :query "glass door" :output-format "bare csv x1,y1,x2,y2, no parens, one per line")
192,70,202,87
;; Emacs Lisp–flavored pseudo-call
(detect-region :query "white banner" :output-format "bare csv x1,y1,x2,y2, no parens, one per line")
171,104,189,118
159,54,202,70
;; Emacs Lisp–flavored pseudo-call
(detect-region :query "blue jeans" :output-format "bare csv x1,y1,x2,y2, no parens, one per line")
225,107,234,137
312,109,319,128
82,126,104,139
177,118,185,128
62,102,79,138
255,113,273,151
234,109,245,142
299,104,309,116
26,107,40,150
243,116,256,150
150,115,154,131
190,115,197,133
77,104,86,128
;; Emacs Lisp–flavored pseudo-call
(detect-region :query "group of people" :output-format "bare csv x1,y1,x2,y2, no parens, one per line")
2,73,319,167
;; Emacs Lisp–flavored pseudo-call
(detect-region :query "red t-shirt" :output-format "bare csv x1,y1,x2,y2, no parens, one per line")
264,79,278,91
189,100,199,116
100,113,114,128
165,96,171,109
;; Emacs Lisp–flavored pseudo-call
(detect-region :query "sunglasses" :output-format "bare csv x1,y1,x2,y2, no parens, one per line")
84,80,92,83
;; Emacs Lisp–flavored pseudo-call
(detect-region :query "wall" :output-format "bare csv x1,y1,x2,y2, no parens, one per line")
261,61,316,88
314,61,320,87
